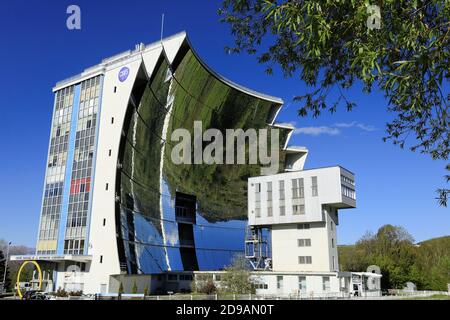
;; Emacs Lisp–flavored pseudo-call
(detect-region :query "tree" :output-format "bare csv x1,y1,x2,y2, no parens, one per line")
0,239,34,292
193,278,218,295
143,284,149,296
339,225,417,289
339,225,450,290
131,280,138,294
118,282,124,295
0,250,11,291
219,0,449,205
221,254,255,294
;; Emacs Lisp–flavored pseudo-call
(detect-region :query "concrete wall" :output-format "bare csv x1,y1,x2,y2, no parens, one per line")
252,273,342,296
271,222,336,272
248,166,355,227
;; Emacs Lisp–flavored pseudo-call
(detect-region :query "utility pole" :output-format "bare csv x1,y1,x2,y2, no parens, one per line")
2,241,11,293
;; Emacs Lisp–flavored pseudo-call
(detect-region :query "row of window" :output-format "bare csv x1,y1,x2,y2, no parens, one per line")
255,177,318,202
64,239,85,255
341,175,355,186
276,276,331,292
298,256,312,264
341,185,356,200
64,75,102,255
298,238,311,247
255,204,305,217
167,274,194,281
38,85,76,245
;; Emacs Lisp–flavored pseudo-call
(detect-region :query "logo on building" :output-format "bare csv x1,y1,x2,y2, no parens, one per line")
118,67,130,82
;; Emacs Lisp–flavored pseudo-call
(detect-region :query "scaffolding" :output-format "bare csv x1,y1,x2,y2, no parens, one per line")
245,226,271,270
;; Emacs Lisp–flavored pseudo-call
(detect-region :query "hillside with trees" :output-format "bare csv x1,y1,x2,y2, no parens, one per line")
339,225,450,290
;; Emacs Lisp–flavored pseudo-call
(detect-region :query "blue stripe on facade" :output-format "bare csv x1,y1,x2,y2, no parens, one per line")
57,84,81,254
83,76,104,255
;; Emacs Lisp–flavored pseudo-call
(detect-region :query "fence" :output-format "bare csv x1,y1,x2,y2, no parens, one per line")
95,292,371,300
41,290,450,301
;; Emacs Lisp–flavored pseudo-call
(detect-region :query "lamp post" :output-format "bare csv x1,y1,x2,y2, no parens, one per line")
2,241,11,292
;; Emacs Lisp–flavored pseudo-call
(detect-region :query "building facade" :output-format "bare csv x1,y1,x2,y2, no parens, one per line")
243,167,381,297
248,166,356,272
12,32,303,294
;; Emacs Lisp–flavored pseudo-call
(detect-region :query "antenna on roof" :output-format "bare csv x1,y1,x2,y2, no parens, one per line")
160,13,165,43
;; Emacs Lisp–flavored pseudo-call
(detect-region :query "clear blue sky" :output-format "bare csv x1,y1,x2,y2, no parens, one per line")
0,0,448,247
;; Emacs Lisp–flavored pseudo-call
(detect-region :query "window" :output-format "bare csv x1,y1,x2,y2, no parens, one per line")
298,256,312,264
279,205,285,216
105,183,109,190
293,204,305,215
341,175,355,186
100,255,103,263
277,276,283,290
103,218,106,226
332,256,335,270
341,185,356,200
255,183,261,203
180,274,193,281
297,223,310,230
299,179,304,198
298,276,307,293
279,180,285,200
114,86,117,93
255,208,261,218
311,176,318,197
331,221,334,231
267,182,272,201
292,178,298,198
167,274,178,281
322,276,330,291
254,283,268,290
108,149,112,157
331,238,334,248
267,182,272,217
111,117,114,124
298,239,311,247
292,178,304,198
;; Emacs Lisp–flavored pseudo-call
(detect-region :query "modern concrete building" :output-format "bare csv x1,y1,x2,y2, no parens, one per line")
241,167,381,297
11,31,301,294
247,166,356,272
10,31,380,298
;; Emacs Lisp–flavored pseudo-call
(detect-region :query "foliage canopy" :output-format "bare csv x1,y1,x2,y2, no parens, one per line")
219,0,450,205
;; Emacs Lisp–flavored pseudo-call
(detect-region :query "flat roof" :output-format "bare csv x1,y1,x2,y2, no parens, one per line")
249,165,354,178
53,31,283,105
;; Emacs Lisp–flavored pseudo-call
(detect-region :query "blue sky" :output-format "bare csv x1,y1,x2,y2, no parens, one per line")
0,0,448,247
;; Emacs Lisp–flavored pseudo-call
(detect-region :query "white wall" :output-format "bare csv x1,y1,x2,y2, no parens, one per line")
83,57,144,294
248,166,355,226
251,272,343,297
83,34,186,294
271,220,338,272
247,166,354,273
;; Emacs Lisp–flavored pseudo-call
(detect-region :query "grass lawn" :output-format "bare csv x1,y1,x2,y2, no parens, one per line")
404,294,450,300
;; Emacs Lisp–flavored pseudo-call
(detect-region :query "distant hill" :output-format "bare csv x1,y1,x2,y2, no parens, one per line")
416,235,450,246
338,230,450,290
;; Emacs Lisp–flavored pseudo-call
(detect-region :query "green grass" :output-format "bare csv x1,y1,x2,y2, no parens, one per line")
403,294,450,300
